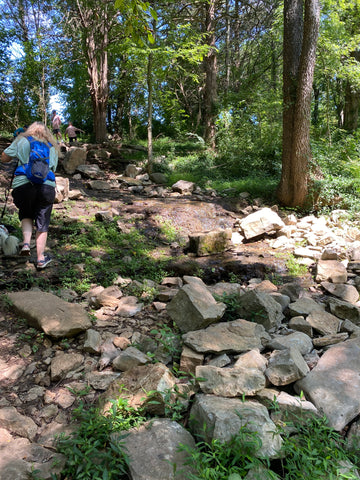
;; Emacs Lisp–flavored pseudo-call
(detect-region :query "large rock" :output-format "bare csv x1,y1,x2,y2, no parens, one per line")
50,352,85,381
77,163,105,179
62,147,87,174
167,283,226,333
288,297,325,316
172,180,195,194
99,363,178,415
266,331,313,355
0,436,66,480
117,419,195,480
295,338,360,431
149,172,167,184
188,229,232,256
0,407,37,441
316,260,348,283
328,298,360,325
55,176,69,203
306,310,341,335
196,365,266,396
182,319,270,354
190,394,282,459
239,208,285,240
112,347,150,371
265,348,309,386
257,389,319,428
7,291,92,338
236,290,284,330
321,282,359,304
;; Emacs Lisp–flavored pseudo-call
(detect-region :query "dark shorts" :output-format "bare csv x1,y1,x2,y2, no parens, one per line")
69,136,77,143
12,183,56,232
53,128,60,134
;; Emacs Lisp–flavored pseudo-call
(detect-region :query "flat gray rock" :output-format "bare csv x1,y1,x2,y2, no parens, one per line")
190,394,282,459
167,283,226,332
7,291,92,338
295,338,360,431
118,418,195,480
182,319,270,354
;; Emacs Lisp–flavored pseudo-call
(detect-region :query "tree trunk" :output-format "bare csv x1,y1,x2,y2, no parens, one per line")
147,50,153,174
277,0,320,209
203,0,217,149
343,50,360,132
76,0,110,143
343,81,360,131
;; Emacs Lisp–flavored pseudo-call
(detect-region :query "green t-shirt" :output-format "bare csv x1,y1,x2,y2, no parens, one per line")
4,136,58,189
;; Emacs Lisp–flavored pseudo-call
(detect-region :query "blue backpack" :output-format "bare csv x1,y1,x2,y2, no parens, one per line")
15,136,55,184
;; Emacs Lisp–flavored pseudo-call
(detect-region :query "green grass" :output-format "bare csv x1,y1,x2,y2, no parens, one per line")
55,398,146,480
179,415,360,480
51,217,170,294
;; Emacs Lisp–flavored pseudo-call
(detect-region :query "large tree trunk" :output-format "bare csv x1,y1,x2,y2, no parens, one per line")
343,51,360,131
343,82,360,131
277,0,320,209
76,0,110,143
203,0,217,149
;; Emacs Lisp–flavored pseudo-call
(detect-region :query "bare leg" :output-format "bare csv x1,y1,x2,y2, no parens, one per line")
36,231,48,262
21,218,33,245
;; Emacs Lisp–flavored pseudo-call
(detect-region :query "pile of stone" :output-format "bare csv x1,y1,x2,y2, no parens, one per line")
3,200,360,478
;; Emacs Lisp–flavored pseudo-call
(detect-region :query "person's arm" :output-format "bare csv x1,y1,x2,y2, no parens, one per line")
1,151,13,163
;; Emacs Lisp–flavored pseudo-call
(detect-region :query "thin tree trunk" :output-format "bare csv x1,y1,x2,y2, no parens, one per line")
147,50,153,174
203,0,217,149
225,0,231,96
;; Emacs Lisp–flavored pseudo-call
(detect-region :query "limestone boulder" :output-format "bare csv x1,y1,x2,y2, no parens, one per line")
99,363,178,415
265,347,309,386
172,180,196,194
236,290,284,331
112,347,150,371
239,208,285,240
167,283,226,333
188,228,232,256
62,146,87,174
117,419,195,480
321,281,359,304
306,310,341,336
7,291,92,338
328,298,360,325
190,394,282,459
266,331,313,355
182,319,270,354
55,176,69,203
288,297,325,317
0,436,66,480
316,260,348,283
0,407,38,441
196,365,266,396
295,338,360,431
50,352,85,381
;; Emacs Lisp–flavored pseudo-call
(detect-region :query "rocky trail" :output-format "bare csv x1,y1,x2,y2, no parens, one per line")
1,139,360,479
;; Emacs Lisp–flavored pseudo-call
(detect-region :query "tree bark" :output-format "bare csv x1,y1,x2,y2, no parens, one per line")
147,50,153,173
343,81,360,131
75,0,111,143
277,0,320,209
203,0,217,149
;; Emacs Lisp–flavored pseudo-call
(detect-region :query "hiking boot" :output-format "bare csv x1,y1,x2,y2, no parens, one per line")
36,255,52,270
20,243,31,256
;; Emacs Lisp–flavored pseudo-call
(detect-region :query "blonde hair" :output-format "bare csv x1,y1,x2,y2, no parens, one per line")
18,122,60,154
